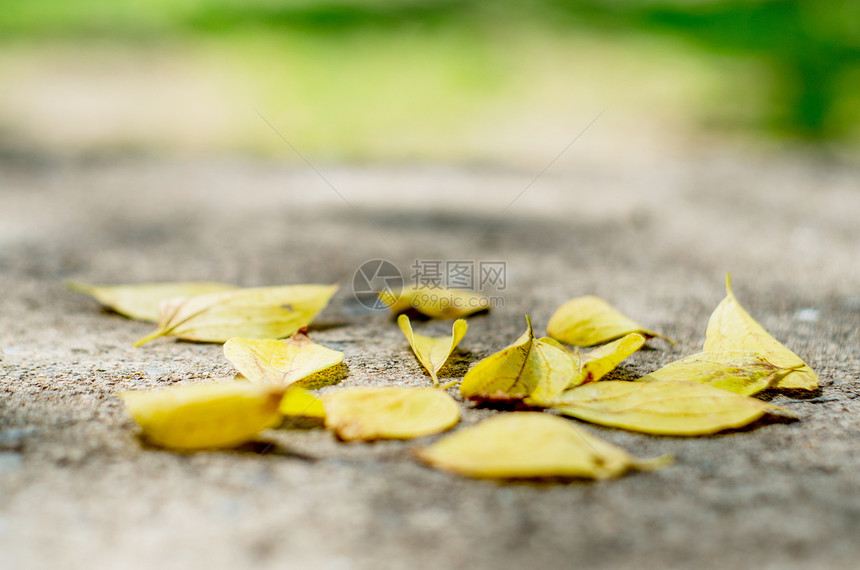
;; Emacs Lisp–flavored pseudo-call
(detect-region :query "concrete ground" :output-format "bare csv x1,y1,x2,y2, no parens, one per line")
0,146,858,569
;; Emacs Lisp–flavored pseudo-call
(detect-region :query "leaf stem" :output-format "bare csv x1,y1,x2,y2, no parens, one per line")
133,329,165,347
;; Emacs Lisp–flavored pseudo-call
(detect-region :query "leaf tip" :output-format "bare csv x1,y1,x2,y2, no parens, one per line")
656,333,677,346
635,453,674,472
66,280,93,294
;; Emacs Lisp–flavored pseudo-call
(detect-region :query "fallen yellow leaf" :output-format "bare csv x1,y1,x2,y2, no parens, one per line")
381,286,489,319
68,280,236,322
134,284,338,346
417,412,670,480
704,275,818,390
224,332,345,388
577,333,646,386
459,316,576,403
637,350,800,396
322,387,460,441
547,296,671,347
120,382,285,449
550,380,784,435
279,386,326,419
398,315,468,386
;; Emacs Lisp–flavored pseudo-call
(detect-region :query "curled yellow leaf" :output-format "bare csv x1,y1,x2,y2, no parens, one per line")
550,380,785,436
577,332,646,386
134,284,338,346
322,387,460,441
381,286,490,319
459,316,576,403
68,281,236,322
417,412,670,480
547,296,672,347
704,275,818,390
224,333,345,388
279,386,326,419
637,350,800,396
398,315,468,386
120,382,285,450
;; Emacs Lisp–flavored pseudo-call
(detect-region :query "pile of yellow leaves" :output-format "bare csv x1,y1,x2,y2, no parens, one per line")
70,277,818,482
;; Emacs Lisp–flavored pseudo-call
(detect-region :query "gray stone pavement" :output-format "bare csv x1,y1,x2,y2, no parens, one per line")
0,149,858,569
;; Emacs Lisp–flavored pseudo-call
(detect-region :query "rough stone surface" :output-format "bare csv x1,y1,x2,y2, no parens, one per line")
1,149,858,569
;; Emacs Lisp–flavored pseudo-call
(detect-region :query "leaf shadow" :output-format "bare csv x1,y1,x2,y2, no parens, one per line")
597,366,640,382
717,413,800,434
99,307,136,320
296,362,350,389
489,475,633,487
139,439,317,460
306,320,352,333
756,387,824,401
469,400,544,412
391,307,491,322
435,349,475,381
233,440,319,461
275,416,326,430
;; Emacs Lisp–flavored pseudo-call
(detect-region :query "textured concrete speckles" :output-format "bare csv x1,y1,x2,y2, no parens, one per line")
0,152,859,569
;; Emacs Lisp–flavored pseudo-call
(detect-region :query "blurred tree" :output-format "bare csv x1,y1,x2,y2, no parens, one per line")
545,0,860,139
1,0,857,141
183,0,860,139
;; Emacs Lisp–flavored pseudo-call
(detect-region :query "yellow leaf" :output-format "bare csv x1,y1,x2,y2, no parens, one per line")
67,281,236,322
120,382,285,449
279,386,326,419
704,275,818,390
322,387,460,441
550,380,784,435
380,286,490,319
417,412,671,480
578,333,646,386
547,296,672,347
398,315,468,386
637,351,800,396
459,316,576,403
223,332,345,388
134,284,338,346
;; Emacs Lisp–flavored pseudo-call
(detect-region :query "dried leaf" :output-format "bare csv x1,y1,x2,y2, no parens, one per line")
134,284,338,346
578,333,646,386
380,286,489,319
322,387,460,441
279,386,326,419
398,315,468,386
224,333,345,388
550,380,785,435
120,382,285,449
68,280,236,322
637,350,799,396
547,296,671,347
459,316,576,403
417,412,670,480
704,275,818,390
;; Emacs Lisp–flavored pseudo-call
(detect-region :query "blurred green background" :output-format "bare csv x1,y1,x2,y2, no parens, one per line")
1,0,858,162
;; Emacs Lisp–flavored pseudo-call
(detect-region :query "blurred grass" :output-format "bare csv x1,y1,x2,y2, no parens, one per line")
1,0,857,161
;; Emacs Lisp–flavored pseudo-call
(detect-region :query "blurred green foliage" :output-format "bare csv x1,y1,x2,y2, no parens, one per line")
1,0,857,142
548,0,860,139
